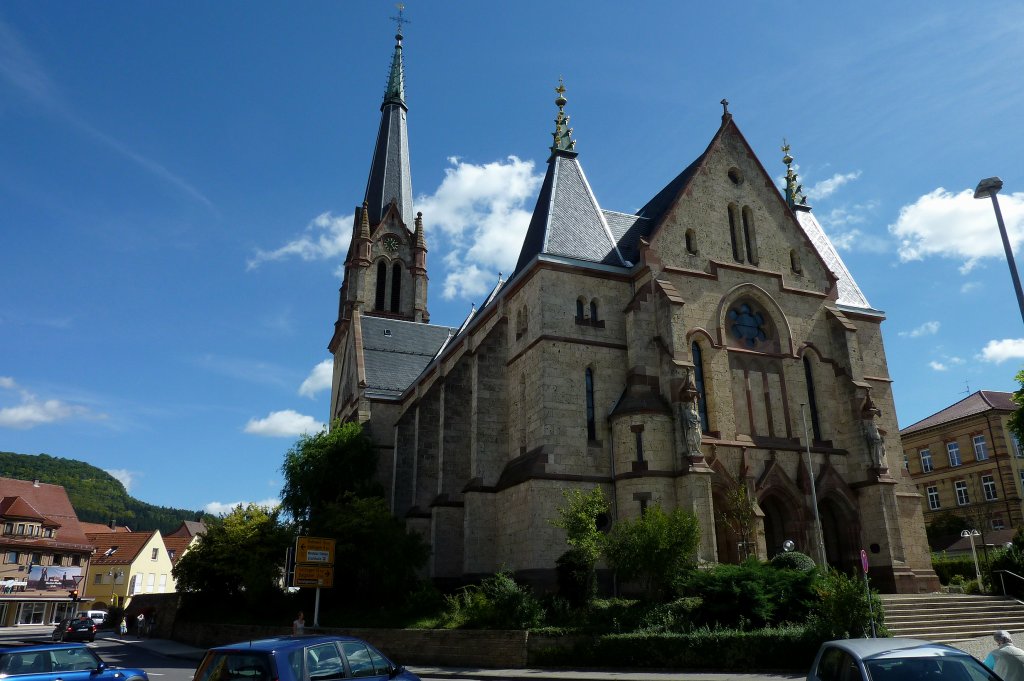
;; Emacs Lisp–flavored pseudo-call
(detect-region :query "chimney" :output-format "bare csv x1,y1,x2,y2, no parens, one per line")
108,520,116,531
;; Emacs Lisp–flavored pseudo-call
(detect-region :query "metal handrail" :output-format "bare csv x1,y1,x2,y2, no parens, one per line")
992,569,1024,598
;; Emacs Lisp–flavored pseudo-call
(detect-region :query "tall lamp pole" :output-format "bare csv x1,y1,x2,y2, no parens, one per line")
801,403,827,566
962,529,983,592
974,177,1024,326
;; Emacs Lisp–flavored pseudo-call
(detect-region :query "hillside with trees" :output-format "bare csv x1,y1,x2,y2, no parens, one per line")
0,451,204,533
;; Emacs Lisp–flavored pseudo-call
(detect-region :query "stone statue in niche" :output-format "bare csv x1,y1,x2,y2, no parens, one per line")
861,397,887,469
680,377,703,457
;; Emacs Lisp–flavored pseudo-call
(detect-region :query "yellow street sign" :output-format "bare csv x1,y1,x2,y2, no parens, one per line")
292,564,334,588
295,536,336,564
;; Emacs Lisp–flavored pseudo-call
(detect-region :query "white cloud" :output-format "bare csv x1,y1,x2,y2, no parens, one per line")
105,469,135,492
244,410,325,437
890,188,1024,272
961,281,982,294
899,321,940,338
299,360,332,398
203,498,280,516
248,211,353,270
819,201,889,254
416,156,543,300
0,377,103,429
979,338,1024,364
929,361,948,371
806,171,862,201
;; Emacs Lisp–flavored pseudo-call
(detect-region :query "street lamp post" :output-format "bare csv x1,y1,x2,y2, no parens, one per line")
801,403,828,566
962,528,983,592
974,177,1024,326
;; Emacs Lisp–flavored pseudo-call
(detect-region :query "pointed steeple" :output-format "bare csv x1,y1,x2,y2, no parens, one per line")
782,139,809,210
363,23,414,228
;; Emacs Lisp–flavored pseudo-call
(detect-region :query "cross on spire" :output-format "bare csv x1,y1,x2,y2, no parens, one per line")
390,3,410,37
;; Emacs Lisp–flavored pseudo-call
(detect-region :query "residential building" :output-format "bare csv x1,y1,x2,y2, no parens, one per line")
83,530,176,609
901,391,1024,539
0,477,93,625
327,28,939,592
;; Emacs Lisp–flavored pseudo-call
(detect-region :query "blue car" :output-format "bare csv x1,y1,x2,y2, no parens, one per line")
0,643,149,681
193,635,419,681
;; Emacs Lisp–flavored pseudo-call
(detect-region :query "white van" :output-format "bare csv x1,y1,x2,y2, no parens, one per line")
76,610,107,625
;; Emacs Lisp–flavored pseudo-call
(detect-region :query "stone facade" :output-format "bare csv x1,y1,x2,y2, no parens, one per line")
327,35,939,593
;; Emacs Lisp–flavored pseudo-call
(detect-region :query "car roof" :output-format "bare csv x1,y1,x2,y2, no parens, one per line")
0,643,91,653
209,635,374,654
823,638,972,660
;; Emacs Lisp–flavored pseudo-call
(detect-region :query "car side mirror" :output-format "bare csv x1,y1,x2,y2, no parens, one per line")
95,662,108,672
388,665,404,679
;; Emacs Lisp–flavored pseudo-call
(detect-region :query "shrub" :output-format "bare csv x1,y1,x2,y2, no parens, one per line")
769,551,816,572
636,597,703,633
604,505,700,600
932,553,981,585
674,560,816,629
806,568,886,639
438,571,544,629
556,548,597,607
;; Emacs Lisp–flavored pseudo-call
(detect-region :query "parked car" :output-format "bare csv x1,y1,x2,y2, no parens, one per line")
193,635,419,681
0,643,148,681
76,610,108,626
808,637,1001,681
50,618,97,643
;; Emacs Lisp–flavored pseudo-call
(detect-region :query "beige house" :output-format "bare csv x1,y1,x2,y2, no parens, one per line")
901,391,1024,541
82,530,176,609
328,29,939,592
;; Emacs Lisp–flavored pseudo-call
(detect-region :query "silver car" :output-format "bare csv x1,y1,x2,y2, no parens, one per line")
808,638,1001,681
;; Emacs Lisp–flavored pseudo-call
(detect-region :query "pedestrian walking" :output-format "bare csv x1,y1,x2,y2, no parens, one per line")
119,617,127,636
292,611,305,635
136,612,145,636
984,630,1024,681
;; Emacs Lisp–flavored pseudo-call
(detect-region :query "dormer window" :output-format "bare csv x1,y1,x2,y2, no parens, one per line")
104,546,118,557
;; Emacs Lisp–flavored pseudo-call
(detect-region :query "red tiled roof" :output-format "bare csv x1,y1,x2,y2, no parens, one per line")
166,520,206,538
85,530,157,566
162,536,192,564
900,391,1016,436
0,477,91,549
79,522,132,534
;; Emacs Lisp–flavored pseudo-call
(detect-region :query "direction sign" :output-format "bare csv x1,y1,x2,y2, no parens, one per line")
296,537,336,564
293,564,334,588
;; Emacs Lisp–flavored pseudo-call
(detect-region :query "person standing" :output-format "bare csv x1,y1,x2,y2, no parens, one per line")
292,611,305,635
984,630,1024,681
119,617,127,636
136,612,145,636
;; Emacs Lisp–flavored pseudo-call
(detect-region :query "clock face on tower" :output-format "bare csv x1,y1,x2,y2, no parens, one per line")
382,235,400,253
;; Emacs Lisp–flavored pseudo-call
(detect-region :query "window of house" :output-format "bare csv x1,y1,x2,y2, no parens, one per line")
52,554,63,566
920,449,933,472
685,229,696,254
585,368,596,442
904,453,910,470
1014,435,1023,458
94,574,102,584
4,551,18,564
993,515,1006,530
974,435,988,461
576,298,585,321
692,342,710,433
146,573,155,592
741,206,758,265
158,574,167,593
926,485,940,510
71,555,80,566
31,552,41,564
955,480,970,506
16,524,24,535
151,548,159,560
790,249,802,274
983,474,998,501
948,442,961,467
44,529,53,538
589,300,598,323
3,523,11,534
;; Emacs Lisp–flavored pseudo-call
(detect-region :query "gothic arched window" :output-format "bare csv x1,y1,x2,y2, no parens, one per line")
576,298,585,321
803,355,822,441
692,341,710,432
742,206,758,265
390,262,402,313
375,261,387,311
590,300,599,323
727,302,768,348
585,368,596,442
728,204,743,262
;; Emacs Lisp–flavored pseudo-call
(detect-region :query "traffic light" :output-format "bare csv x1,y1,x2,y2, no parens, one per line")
67,589,78,602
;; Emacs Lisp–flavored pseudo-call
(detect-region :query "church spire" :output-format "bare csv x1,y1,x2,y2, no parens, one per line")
550,78,577,156
363,15,414,228
782,139,809,210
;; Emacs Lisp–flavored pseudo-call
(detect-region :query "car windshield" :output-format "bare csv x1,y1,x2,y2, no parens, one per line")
866,655,1000,681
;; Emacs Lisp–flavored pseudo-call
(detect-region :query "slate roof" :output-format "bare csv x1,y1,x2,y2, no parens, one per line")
0,477,92,550
361,315,457,398
363,34,413,227
794,209,872,310
900,391,1016,435
85,530,157,567
513,152,628,276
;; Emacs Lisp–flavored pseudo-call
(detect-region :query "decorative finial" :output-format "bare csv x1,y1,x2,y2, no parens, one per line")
782,139,807,209
390,3,410,40
720,98,731,121
550,77,576,154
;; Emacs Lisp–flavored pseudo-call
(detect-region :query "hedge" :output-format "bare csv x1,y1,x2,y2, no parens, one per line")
931,554,981,585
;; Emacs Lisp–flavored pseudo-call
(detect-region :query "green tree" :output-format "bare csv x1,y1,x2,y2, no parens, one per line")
550,487,610,605
807,568,886,639
603,505,700,600
172,503,291,607
1009,369,1024,445
280,421,379,532
718,484,758,560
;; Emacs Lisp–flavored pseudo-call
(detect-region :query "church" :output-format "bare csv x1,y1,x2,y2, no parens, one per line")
328,27,939,593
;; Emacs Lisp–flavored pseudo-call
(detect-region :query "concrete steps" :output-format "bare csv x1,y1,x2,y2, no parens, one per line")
880,594,1024,644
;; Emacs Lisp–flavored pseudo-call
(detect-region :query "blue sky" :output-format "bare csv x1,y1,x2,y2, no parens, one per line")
2,2,1024,514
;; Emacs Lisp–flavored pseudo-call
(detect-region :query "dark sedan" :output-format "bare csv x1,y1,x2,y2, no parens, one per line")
50,619,96,643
